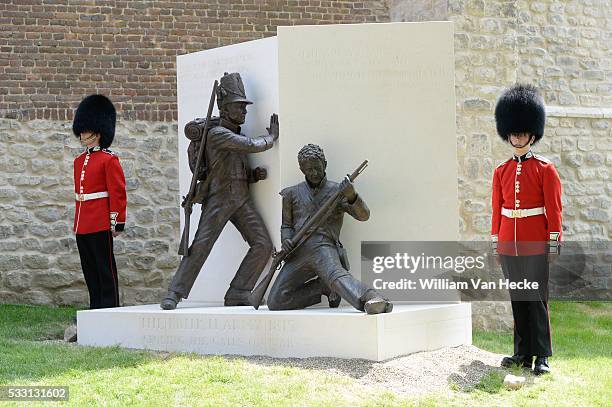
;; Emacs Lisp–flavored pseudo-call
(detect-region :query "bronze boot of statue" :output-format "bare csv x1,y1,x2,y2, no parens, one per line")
321,283,341,308
364,297,393,315
160,291,182,310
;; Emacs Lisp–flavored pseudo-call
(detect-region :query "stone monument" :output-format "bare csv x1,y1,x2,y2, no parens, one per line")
77,22,472,361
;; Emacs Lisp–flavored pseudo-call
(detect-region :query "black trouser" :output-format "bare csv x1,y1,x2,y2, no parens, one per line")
76,230,120,309
500,254,552,357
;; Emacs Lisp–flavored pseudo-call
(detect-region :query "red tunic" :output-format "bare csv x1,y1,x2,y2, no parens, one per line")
73,146,127,234
491,151,562,256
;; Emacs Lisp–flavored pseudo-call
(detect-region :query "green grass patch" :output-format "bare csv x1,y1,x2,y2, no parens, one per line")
0,303,76,341
459,301,612,406
0,304,406,406
473,370,505,394
0,301,609,406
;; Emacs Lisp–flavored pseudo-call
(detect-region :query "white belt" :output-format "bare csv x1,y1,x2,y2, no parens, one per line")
75,191,109,201
501,207,544,219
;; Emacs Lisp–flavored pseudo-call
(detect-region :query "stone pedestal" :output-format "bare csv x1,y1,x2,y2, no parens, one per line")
78,303,471,361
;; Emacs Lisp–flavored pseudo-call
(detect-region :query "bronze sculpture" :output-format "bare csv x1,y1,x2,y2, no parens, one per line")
264,144,393,314
161,72,278,310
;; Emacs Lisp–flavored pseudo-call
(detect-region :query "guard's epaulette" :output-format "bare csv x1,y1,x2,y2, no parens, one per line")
102,148,117,156
533,154,551,164
496,158,511,169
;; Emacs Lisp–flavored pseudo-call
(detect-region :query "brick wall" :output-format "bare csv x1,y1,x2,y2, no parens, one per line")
0,1,390,307
0,0,389,121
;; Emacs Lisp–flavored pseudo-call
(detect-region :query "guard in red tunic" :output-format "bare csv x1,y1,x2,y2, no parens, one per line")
492,84,562,375
72,94,127,309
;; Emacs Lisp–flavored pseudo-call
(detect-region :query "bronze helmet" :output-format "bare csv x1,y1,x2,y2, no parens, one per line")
216,72,253,109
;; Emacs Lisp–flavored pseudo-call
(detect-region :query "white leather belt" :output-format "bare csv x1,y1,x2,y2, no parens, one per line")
75,191,109,201
502,207,544,218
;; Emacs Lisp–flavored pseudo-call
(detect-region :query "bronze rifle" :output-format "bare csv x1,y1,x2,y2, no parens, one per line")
178,80,218,256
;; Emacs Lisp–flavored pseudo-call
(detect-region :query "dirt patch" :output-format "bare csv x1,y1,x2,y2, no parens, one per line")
240,345,505,397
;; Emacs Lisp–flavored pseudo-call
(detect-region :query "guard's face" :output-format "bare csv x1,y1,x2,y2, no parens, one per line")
80,131,100,147
300,159,326,185
509,133,533,148
225,102,248,125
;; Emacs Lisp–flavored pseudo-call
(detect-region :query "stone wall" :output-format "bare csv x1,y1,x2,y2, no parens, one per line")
0,119,180,306
516,0,612,107
0,1,390,307
390,0,612,331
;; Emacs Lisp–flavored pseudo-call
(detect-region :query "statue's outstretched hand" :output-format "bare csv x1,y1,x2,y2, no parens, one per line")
267,113,279,141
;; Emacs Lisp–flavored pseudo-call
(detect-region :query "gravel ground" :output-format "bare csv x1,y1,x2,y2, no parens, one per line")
240,345,505,397
55,327,504,397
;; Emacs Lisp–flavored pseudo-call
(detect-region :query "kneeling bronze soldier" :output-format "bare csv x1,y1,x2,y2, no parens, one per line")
267,144,392,314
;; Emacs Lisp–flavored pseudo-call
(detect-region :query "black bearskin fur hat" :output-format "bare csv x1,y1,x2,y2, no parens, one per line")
494,84,545,144
72,94,116,148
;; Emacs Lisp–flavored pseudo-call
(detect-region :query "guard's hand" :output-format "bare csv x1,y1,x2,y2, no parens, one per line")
548,242,560,265
112,231,122,238
281,239,294,253
340,177,357,203
253,167,267,181
493,253,501,266
267,113,279,141
490,236,499,265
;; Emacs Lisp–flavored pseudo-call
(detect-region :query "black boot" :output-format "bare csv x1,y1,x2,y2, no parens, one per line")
501,354,530,368
160,291,182,310
533,356,551,375
522,355,534,369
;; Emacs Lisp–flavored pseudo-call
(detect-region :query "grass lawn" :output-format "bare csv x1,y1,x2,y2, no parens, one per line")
0,301,610,406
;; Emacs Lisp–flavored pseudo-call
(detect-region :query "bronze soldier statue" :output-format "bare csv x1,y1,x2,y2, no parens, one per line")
266,144,393,314
161,72,278,310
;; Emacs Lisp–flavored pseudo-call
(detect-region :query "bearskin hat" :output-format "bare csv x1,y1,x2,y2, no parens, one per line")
494,84,545,143
72,94,116,148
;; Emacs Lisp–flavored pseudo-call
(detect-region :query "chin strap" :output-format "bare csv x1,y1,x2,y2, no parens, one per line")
80,134,97,145
509,135,534,149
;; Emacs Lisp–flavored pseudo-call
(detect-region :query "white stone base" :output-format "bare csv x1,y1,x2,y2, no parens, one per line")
77,303,471,361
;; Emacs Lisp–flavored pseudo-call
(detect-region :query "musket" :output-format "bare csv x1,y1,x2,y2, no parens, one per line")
178,80,218,256
248,159,369,309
